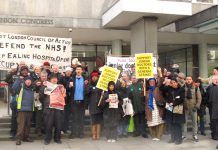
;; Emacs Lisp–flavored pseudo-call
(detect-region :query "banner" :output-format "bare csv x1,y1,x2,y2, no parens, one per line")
97,66,120,91
0,32,72,70
107,56,157,74
135,53,153,78
107,56,135,71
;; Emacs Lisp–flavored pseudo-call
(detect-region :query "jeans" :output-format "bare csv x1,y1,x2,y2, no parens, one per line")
117,116,130,136
183,108,198,137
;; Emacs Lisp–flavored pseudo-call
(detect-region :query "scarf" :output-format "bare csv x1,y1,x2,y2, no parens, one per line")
147,78,156,111
186,84,192,99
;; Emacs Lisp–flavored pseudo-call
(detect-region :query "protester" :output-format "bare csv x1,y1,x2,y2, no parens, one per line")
60,67,73,134
117,79,131,138
200,66,218,84
40,74,66,145
12,74,34,145
42,61,51,77
129,75,148,138
5,64,19,139
145,68,165,141
161,77,185,145
100,81,122,143
30,66,41,82
69,65,88,139
121,72,132,87
194,79,207,136
33,71,48,136
87,70,103,140
206,75,218,140
183,76,202,142
50,64,62,83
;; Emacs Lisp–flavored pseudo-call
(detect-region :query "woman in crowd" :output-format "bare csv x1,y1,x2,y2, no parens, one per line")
100,81,122,143
117,79,130,138
194,79,207,136
88,71,103,140
40,74,66,145
145,76,165,141
161,77,185,145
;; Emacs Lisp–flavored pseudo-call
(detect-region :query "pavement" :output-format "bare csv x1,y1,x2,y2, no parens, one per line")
0,132,217,150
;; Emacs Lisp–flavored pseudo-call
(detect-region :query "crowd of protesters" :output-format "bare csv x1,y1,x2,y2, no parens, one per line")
4,58,218,147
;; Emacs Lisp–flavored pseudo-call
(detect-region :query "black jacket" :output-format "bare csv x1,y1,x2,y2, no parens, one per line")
100,91,122,127
88,81,102,115
160,85,185,124
207,84,218,119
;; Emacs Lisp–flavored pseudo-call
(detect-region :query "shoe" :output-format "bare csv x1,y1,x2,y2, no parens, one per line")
123,134,128,138
168,139,174,143
54,140,62,144
175,141,182,145
111,139,116,143
69,134,75,139
142,134,148,138
201,132,206,136
44,140,50,145
216,144,218,149
23,137,34,142
193,135,199,142
133,133,140,137
16,140,21,145
182,136,186,140
152,138,160,141
107,139,112,143
79,134,84,139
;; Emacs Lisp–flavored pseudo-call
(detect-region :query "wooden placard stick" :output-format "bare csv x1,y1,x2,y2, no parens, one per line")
98,91,105,106
144,78,146,96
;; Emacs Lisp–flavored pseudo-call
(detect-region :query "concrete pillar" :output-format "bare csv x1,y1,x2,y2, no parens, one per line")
112,39,122,55
130,17,158,56
199,43,208,78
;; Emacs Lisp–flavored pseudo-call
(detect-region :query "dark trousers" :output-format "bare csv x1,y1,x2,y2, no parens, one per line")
171,123,182,144
16,111,33,141
44,108,63,142
10,103,17,137
133,112,147,136
105,126,118,140
71,100,85,137
198,115,205,134
211,119,218,140
35,108,43,131
62,103,71,132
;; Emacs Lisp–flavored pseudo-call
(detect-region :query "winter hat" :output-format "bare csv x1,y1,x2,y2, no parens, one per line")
43,61,50,66
65,67,72,72
24,76,32,81
90,71,99,78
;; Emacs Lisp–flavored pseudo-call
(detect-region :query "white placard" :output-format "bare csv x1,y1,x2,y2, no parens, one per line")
0,32,72,70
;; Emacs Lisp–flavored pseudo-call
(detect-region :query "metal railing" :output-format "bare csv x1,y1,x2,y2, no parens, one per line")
0,81,10,116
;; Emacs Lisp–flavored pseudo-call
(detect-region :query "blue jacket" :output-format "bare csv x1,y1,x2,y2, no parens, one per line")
12,78,34,111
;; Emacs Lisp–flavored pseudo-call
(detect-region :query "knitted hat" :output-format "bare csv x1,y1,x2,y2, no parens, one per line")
43,61,50,66
90,71,99,78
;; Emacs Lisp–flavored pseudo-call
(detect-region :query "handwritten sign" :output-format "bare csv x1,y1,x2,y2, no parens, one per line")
135,53,153,78
97,66,120,91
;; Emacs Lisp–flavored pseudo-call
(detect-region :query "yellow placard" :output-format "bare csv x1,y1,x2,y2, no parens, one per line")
96,66,120,91
135,53,153,78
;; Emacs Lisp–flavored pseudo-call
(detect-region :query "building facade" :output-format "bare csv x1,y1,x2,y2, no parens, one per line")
0,0,218,80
